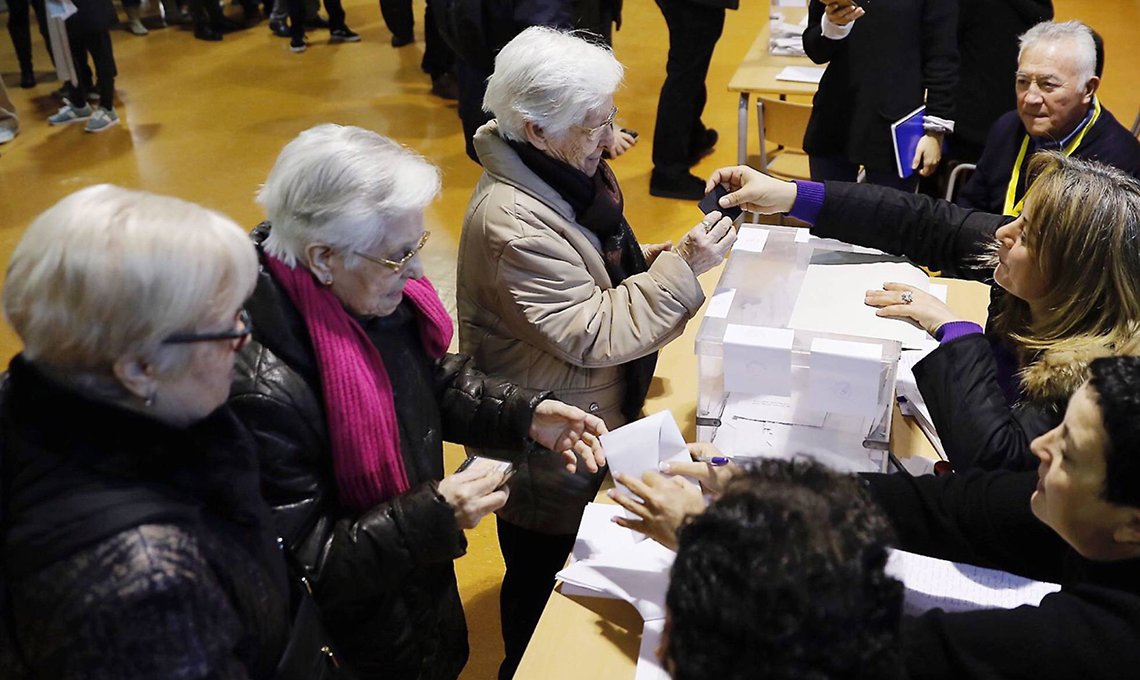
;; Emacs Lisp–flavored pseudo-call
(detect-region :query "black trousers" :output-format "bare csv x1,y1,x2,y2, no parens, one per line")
67,30,116,111
496,517,576,680
809,155,918,192
651,0,724,177
289,0,345,37
6,0,52,73
456,58,492,163
378,0,453,76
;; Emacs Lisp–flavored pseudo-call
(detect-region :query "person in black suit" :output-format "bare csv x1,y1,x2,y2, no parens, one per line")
647,0,737,200
802,0,959,191
957,20,1140,215
949,0,1053,165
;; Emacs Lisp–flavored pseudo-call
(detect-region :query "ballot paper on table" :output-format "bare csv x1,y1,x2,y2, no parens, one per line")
788,260,931,345
555,538,677,621
886,549,1061,616
569,503,639,564
776,66,825,84
635,619,670,680
896,347,946,458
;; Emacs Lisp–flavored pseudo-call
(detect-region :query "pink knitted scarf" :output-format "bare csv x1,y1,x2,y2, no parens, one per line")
265,255,453,513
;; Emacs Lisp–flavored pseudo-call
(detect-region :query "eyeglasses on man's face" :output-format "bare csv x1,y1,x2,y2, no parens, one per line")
573,106,618,140
164,308,252,351
354,231,431,273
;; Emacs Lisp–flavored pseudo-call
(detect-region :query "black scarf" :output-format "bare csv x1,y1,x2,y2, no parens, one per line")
510,141,658,421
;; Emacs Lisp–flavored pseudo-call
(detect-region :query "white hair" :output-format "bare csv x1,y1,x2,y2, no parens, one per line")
3,184,258,380
1019,20,1098,89
483,27,625,143
257,124,442,268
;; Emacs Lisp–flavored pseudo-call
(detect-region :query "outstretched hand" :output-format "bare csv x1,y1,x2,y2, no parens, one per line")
705,166,799,215
530,400,609,474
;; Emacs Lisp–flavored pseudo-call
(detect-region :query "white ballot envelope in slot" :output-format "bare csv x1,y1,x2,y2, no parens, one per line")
722,324,794,397
808,338,883,417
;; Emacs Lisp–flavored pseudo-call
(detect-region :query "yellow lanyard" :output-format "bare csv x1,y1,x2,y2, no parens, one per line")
1003,97,1102,216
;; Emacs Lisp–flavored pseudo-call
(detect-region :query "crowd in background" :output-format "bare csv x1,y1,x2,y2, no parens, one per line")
4,1,1140,680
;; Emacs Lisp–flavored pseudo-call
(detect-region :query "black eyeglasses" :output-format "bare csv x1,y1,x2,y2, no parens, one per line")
164,309,252,351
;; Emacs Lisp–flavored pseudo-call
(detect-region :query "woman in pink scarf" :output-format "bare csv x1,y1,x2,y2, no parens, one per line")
229,124,606,680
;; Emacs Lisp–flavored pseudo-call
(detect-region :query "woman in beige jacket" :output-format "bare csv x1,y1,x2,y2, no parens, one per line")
455,26,737,680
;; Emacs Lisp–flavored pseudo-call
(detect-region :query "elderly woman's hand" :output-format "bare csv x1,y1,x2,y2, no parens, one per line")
642,241,673,266
658,443,741,500
438,460,511,530
530,400,609,474
608,471,707,550
606,126,638,158
705,166,799,215
674,211,737,276
865,283,963,337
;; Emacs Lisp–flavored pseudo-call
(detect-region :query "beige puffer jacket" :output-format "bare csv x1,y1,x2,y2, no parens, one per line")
456,121,706,535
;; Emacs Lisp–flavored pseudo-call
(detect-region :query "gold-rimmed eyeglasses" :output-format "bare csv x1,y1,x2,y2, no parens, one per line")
355,231,431,273
572,106,618,140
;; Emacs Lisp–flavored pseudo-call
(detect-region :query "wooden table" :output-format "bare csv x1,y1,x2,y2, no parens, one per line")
513,265,992,680
727,3,818,165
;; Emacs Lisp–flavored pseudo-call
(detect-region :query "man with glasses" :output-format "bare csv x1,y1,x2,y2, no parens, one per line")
958,20,1140,215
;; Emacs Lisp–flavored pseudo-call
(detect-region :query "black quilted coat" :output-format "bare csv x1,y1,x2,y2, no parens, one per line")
229,230,549,680
0,356,292,680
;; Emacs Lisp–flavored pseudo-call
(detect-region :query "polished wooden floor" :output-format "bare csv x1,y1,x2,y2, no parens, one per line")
1,0,1136,677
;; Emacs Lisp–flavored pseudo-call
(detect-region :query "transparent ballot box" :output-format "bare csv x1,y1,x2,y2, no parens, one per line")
694,225,905,473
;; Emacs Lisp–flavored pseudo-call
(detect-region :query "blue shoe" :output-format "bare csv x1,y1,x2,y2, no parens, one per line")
48,100,93,125
84,107,120,133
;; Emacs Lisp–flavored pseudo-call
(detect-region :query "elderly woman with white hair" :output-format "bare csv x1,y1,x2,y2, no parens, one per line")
455,26,737,679
0,185,315,678
229,123,606,680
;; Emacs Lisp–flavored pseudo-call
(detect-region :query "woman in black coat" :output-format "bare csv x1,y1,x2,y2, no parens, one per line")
0,185,317,679
705,153,1140,473
802,0,959,190
229,125,607,680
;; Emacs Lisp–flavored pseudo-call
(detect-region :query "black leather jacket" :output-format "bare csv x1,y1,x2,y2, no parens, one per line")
229,239,548,680
0,357,291,680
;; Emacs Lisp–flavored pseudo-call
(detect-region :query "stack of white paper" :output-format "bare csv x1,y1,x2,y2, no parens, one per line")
776,66,825,84
886,549,1061,616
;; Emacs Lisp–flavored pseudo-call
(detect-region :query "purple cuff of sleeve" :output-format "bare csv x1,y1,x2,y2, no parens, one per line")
935,320,984,343
788,180,826,225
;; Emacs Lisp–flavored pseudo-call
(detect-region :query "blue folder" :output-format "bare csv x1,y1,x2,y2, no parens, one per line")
891,105,927,179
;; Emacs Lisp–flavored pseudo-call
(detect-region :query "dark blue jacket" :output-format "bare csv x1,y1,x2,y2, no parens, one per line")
958,106,1140,214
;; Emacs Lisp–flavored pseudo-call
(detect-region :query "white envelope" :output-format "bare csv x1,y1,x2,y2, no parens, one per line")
600,411,694,541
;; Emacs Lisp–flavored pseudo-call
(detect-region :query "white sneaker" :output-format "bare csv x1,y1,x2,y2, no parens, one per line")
0,127,16,144
127,18,149,34
85,108,120,133
47,101,93,125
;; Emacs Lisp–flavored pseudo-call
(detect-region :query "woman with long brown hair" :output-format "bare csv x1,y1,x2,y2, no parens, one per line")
705,152,1140,472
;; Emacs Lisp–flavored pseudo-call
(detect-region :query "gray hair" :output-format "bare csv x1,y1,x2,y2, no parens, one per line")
1019,20,1098,89
3,184,258,382
483,27,625,143
257,124,441,268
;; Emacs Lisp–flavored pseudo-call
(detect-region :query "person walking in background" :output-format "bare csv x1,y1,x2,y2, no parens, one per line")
947,0,1053,166
0,77,19,145
647,0,734,200
802,0,959,191
46,0,121,132
6,0,52,88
